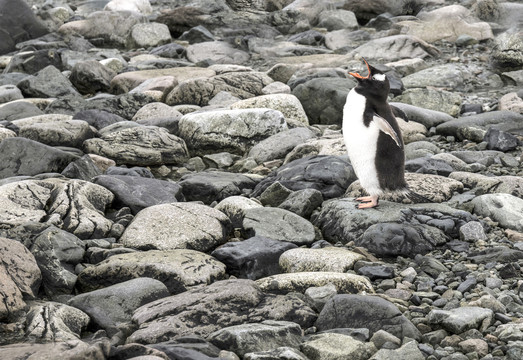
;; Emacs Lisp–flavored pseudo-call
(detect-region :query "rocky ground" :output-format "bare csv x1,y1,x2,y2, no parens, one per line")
0,0,522,359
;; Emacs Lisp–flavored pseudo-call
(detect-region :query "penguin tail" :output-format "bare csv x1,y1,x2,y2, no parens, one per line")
406,190,433,204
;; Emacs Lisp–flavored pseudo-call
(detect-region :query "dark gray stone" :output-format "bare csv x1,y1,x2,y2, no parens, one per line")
357,265,395,280
357,223,444,258
0,101,44,121
178,170,259,205
242,207,316,246
292,77,356,125
92,174,185,214
252,155,356,200
17,65,80,98
468,247,523,264
106,166,154,178
72,109,126,130
484,128,520,152
0,137,79,179
405,157,455,176
288,30,325,46
179,25,215,44
211,236,297,280
0,0,48,55
278,188,324,219
61,155,103,181
149,43,187,58
248,127,316,164
259,182,293,207
29,226,85,296
70,60,116,95
5,49,63,74
68,278,169,336
457,277,477,293
315,294,421,341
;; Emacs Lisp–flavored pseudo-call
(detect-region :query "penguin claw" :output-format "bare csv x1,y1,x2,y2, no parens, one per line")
355,195,379,209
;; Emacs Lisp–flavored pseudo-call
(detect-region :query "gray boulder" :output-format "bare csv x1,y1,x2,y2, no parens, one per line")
215,196,263,228
10,114,96,148
17,65,80,98
178,171,259,205
301,332,376,360
130,22,171,48
316,9,358,31
0,181,51,229
252,155,356,200
178,109,287,155
350,35,440,62
389,102,454,129
61,154,103,181
29,226,85,296
242,207,316,246
279,247,364,273
471,194,523,232
186,41,250,64
428,307,494,334
316,294,421,340
77,249,226,294
402,64,466,89
394,88,462,117
292,77,356,125
0,101,44,121
490,30,523,71
370,341,425,360
278,188,324,219
245,347,309,360
248,128,316,164
83,126,189,166
209,321,302,357
211,236,298,280
73,109,126,130
0,138,79,179
92,175,185,214
0,237,41,321
68,278,169,336
69,60,116,95
119,203,231,252
0,340,110,359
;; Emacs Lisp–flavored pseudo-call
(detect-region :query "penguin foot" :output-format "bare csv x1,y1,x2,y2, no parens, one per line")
356,195,379,209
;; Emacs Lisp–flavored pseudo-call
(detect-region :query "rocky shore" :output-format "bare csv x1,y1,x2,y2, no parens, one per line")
1,0,523,359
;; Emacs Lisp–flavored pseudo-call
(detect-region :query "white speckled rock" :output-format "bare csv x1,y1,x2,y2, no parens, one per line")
279,247,365,273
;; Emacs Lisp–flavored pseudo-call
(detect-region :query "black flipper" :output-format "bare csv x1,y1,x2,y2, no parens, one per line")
407,191,433,204
391,105,408,122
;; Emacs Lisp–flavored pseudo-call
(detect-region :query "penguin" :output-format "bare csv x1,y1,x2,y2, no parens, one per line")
343,58,421,209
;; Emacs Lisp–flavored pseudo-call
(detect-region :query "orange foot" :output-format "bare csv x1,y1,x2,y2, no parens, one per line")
356,195,379,209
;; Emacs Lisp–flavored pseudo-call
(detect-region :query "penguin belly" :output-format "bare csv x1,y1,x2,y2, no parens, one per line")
342,90,382,196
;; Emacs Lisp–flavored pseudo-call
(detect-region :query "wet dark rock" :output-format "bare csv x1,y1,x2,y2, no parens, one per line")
69,60,116,95
105,166,154,178
92,175,185,214
252,155,356,200
288,30,325,46
17,65,80,98
278,188,323,219
178,171,258,205
61,155,102,181
405,157,455,176
0,102,44,121
0,137,79,179
5,49,63,74
468,247,523,264
72,109,126,130
315,294,421,341
484,128,520,152
150,42,187,58
357,265,395,280
211,236,297,280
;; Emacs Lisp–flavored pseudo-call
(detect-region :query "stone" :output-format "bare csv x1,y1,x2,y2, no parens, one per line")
231,93,309,126
468,246,523,264
459,221,488,242
73,109,126,130
215,196,263,228
17,65,80,98
292,77,356,125
0,181,50,228
490,30,523,71
77,249,226,294
350,35,440,62
244,347,309,360
279,247,364,273
120,202,231,251
397,5,493,43
83,126,189,166
131,22,171,48
278,188,324,219
484,128,520,152
211,236,297,280
178,171,258,205
0,237,41,321
241,207,316,246
0,127,16,141
252,155,356,200
92,175,184,215
0,85,23,104
186,41,250,65
0,138,79,179
0,101,44,121
370,329,401,349
256,272,373,295
427,307,494,334
499,92,523,114
248,128,316,164
208,321,302,357
316,9,358,31
29,226,85,296
62,154,103,181
0,340,110,360
24,301,90,342
471,194,523,232
128,279,310,344
356,222,445,258
179,25,215,44
132,102,183,122
369,341,425,360
68,278,169,336
69,60,116,95
452,173,523,198
401,64,466,89
104,0,153,14
315,294,421,340
394,88,462,117
301,332,376,360
10,114,96,148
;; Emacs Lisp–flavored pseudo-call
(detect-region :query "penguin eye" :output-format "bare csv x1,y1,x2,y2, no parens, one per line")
372,74,386,81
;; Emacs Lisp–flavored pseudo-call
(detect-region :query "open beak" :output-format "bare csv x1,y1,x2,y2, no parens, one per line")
349,57,372,79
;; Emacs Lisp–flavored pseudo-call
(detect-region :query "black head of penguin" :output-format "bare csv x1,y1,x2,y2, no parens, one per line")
349,59,390,102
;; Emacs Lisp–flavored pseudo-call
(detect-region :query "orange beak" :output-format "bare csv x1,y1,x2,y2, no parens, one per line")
349,57,371,79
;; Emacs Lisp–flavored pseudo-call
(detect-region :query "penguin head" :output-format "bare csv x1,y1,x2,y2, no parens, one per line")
349,58,390,100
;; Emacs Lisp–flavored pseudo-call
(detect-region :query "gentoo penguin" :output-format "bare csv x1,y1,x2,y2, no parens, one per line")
343,58,411,209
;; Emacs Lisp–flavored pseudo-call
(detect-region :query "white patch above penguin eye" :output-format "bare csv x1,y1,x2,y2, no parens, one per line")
372,73,386,81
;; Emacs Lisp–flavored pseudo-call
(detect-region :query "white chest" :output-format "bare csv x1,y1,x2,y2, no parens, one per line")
342,89,382,195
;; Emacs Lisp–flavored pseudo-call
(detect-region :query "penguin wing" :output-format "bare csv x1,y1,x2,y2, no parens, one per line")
373,113,402,148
